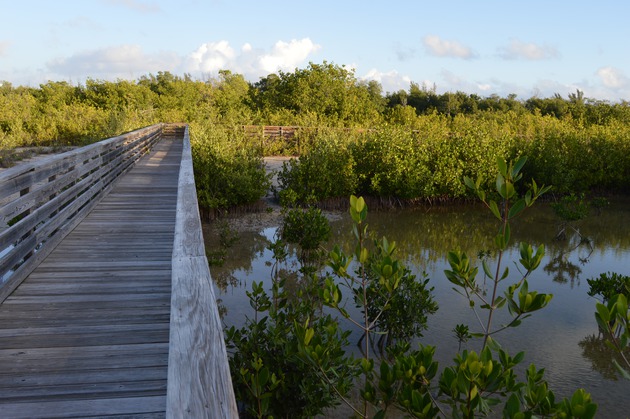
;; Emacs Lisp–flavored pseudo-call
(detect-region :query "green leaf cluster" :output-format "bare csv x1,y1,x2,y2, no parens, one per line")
594,292,630,380
190,123,271,209
587,271,630,303
226,279,356,418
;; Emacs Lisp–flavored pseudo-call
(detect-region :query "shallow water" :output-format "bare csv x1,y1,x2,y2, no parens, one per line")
208,197,630,417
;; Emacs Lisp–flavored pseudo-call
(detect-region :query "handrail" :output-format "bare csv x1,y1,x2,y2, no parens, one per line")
0,124,163,302
167,125,238,418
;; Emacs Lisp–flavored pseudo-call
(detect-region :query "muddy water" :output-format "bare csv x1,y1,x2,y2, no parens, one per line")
206,197,630,417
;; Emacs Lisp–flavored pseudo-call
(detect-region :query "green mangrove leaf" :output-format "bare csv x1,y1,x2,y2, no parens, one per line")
489,200,502,220
512,156,528,178
497,157,508,177
508,198,526,219
482,259,493,279
613,359,630,380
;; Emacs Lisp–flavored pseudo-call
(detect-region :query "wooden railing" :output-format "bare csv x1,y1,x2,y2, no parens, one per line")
167,125,238,418
0,124,162,302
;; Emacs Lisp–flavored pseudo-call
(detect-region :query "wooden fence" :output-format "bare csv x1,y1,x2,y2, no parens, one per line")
0,124,162,302
240,124,375,155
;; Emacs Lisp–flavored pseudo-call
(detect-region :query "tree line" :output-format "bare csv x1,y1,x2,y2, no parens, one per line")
1,61,629,149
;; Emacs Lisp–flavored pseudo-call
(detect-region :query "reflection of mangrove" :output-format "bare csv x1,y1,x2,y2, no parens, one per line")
206,227,272,292
544,255,582,285
216,298,228,321
213,272,242,294
328,200,628,276
543,197,599,284
544,231,594,285
213,273,240,320
579,334,630,381
207,198,630,294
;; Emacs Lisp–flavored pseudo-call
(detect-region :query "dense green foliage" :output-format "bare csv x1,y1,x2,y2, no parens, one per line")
3,62,630,207
226,206,356,418
589,270,630,381
190,123,270,211
279,113,630,204
588,272,630,303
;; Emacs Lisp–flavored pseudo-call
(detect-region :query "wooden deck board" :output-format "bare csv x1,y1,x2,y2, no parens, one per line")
0,138,182,417
0,396,166,419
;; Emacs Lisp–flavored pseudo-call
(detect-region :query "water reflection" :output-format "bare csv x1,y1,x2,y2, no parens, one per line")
579,334,630,381
206,197,630,417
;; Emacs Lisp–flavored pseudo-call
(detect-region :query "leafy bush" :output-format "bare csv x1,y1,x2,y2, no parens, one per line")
588,272,630,303
280,206,331,266
191,123,270,210
273,112,630,205
277,129,357,204
225,280,356,418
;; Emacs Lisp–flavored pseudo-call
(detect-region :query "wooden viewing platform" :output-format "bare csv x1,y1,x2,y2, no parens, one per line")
0,124,238,418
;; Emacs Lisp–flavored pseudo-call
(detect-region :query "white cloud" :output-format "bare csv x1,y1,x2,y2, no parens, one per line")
186,38,321,80
423,35,475,59
498,39,559,60
48,45,180,79
105,0,160,13
188,41,236,73
596,66,628,88
40,38,320,84
361,68,413,94
258,39,321,73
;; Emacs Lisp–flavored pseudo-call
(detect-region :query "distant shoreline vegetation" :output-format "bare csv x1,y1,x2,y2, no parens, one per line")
2,62,629,208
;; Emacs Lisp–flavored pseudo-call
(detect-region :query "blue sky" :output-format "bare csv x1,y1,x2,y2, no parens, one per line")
1,0,629,101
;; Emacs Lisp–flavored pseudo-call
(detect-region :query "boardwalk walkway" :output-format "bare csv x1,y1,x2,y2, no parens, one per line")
0,138,181,417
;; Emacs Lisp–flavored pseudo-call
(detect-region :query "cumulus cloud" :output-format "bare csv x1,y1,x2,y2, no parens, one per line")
105,0,160,13
48,44,180,79
259,39,320,72
437,69,500,95
423,35,475,59
498,39,559,60
185,38,321,80
41,38,320,84
187,41,236,73
596,66,628,88
361,68,413,94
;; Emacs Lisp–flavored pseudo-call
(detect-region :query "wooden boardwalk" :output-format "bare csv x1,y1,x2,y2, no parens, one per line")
0,138,181,417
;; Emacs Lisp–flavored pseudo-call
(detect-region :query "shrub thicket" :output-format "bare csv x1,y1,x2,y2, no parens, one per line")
278,112,630,205
190,123,270,211
2,66,629,209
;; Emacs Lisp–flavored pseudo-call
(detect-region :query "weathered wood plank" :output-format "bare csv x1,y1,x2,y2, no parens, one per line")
0,396,166,419
166,127,238,418
0,369,167,389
